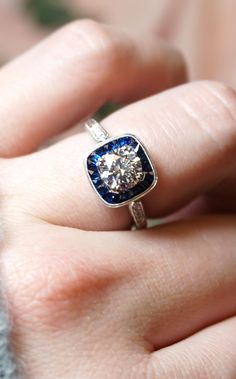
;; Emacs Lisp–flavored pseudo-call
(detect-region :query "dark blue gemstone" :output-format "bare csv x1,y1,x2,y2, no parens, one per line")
131,186,140,196
97,185,108,196
118,138,126,147
104,193,120,204
87,162,96,171
96,148,105,157
143,164,152,173
138,148,147,159
144,173,154,185
141,181,149,190
107,141,116,150
120,191,130,201
91,170,98,178
119,136,131,147
92,176,102,186
102,143,109,150
129,137,138,148
88,155,99,165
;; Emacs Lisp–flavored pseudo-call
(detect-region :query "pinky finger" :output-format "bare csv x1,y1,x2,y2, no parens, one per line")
150,317,236,379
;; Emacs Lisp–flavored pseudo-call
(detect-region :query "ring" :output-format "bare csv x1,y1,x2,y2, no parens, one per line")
84,119,158,229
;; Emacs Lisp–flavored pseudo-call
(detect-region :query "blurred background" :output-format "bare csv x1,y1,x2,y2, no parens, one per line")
1,0,236,88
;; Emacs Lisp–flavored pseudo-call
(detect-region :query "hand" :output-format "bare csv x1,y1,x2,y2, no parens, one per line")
1,20,236,379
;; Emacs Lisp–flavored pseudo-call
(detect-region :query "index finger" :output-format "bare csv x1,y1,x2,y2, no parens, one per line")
0,19,186,157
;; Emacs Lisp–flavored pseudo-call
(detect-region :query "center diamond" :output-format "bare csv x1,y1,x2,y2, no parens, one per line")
97,144,145,193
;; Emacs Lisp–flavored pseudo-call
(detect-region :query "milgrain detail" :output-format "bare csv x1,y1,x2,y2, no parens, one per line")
129,201,147,229
85,118,109,142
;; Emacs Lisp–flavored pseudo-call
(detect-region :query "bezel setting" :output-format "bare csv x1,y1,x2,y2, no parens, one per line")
85,134,158,208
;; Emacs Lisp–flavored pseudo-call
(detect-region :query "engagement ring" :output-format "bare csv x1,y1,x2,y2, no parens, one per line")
85,119,158,229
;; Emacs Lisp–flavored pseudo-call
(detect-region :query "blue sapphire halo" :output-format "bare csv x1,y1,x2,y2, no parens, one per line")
85,133,158,208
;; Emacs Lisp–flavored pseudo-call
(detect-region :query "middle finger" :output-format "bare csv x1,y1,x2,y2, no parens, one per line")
2,81,236,230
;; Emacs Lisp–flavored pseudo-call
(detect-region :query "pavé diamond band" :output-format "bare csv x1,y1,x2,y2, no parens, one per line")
84,119,158,229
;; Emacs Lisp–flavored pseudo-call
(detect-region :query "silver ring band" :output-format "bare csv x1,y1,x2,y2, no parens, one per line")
85,119,157,229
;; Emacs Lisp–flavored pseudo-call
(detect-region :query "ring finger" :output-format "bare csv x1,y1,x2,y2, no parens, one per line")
2,81,236,230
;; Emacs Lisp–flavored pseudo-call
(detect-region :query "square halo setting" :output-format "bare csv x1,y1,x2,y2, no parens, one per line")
85,134,157,207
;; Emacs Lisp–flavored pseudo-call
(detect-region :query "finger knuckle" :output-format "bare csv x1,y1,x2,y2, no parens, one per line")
58,19,118,69
2,246,124,331
199,81,236,153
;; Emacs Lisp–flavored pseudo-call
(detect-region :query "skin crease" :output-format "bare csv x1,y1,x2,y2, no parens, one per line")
0,20,235,379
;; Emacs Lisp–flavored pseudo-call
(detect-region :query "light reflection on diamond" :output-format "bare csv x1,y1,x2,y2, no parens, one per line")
97,144,145,193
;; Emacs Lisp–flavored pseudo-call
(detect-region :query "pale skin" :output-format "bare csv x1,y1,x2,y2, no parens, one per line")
0,20,236,378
